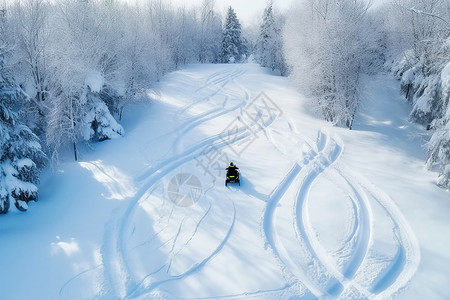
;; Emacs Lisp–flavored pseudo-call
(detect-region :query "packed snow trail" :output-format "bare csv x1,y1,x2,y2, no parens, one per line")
96,65,421,299
3,64,450,300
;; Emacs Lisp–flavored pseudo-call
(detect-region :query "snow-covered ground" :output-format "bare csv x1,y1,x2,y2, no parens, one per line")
1,63,449,299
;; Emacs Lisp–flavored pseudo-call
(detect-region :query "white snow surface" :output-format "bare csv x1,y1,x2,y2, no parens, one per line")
1,64,450,299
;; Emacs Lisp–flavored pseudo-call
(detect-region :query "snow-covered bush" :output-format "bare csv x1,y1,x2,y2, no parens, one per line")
384,0,450,189
391,46,448,126
425,59,450,189
427,121,450,188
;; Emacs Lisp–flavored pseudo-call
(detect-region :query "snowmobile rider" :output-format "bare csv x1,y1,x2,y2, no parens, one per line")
226,162,239,177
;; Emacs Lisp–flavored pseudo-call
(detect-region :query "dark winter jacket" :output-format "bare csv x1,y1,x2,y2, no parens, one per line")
226,165,239,176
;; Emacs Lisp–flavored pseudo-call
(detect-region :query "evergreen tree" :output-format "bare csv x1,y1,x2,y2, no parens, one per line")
257,3,287,75
221,6,245,63
0,48,46,214
81,87,124,143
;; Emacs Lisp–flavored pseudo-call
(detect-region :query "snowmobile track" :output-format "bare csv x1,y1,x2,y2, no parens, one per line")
180,67,246,115
262,130,420,299
127,203,237,299
101,66,266,299
100,64,420,299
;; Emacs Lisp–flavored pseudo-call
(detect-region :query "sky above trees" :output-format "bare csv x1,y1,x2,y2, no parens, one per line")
122,0,294,25
121,0,392,25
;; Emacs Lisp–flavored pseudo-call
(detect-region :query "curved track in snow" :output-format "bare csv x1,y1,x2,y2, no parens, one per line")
100,65,268,298
95,65,421,299
261,129,420,299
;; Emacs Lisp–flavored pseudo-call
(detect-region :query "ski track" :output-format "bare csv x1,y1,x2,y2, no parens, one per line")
58,264,103,298
97,65,420,299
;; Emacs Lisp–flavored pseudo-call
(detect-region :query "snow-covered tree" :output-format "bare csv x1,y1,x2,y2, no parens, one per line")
198,0,222,63
0,0,231,212
427,103,450,189
386,0,450,125
221,6,246,63
82,83,124,143
426,40,450,189
256,3,287,75
44,0,126,162
383,0,450,188
284,0,379,129
0,46,46,214
12,0,50,128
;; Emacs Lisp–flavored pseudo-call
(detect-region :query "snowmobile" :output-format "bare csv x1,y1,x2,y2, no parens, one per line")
225,169,240,186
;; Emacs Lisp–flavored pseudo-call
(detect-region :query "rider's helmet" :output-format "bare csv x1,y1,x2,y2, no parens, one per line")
229,162,234,167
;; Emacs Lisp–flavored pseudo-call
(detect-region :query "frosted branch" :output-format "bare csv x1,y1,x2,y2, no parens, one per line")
409,7,450,30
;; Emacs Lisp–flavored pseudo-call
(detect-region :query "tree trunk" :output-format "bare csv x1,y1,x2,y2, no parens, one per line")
73,142,78,161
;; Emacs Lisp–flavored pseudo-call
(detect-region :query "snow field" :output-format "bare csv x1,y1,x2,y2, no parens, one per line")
1,64,449,300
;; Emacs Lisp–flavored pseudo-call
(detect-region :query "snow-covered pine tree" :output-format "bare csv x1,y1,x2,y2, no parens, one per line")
82,83,124,143
221,6,245,63
256,3,287,75
0,47,46,214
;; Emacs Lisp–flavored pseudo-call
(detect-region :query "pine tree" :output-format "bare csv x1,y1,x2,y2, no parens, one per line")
221,6,245,63
0,49,46,214
257,3,287,75
82,87,124,142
